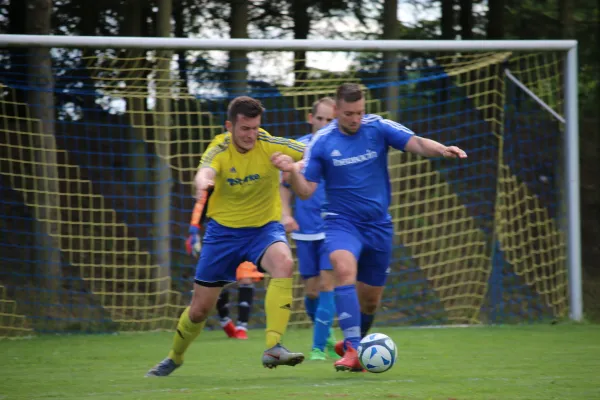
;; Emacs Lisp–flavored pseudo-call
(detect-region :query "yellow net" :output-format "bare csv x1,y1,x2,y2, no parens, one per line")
0,49,568,336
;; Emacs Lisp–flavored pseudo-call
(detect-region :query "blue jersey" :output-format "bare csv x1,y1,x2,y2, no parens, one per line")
290,134,327,240
302,114,414,222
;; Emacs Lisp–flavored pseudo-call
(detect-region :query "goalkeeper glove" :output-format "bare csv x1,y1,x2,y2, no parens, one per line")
185,225,202,258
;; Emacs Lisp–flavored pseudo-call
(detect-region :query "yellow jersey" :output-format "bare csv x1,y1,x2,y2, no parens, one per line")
199,129,305,228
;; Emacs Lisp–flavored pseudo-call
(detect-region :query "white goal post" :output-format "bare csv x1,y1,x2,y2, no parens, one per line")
0,34,582,322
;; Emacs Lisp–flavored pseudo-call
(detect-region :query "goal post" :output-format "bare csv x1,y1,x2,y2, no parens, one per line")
0,35,581,336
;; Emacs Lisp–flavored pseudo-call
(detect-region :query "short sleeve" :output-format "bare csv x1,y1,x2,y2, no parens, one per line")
302,135,324,183
199,134,227,173
259,129,305,161
274,138,305,161
379,119,415,151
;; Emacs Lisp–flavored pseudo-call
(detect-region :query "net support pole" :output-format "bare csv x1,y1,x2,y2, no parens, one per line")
564,46,583,321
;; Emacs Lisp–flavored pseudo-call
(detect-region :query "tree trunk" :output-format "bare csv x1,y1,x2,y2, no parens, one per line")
26,0,62,310
123,0,148,184
8,0,28,110
154,0,173,303
174,0,189,93
76,0,99,113
291,0,310,89
558,0,574,39
439,0,455,112
459,0,473,39
382,0,399,121
440,0,455,39
486,0,504,39
228,0,248,96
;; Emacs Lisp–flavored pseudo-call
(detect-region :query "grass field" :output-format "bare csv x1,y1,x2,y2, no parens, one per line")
1,324,599,400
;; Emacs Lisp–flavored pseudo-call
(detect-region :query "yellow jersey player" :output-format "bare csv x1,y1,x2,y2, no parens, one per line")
146,96,306,376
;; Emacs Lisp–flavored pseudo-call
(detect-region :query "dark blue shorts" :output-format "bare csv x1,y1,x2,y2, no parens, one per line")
295,239,333,280
195,220,288,287
324,216,393,287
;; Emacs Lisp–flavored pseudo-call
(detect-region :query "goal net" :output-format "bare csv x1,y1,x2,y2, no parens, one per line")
0,42,573,336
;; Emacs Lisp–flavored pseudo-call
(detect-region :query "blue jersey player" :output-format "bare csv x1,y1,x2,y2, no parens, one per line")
272,83,467,372
280,97,338,361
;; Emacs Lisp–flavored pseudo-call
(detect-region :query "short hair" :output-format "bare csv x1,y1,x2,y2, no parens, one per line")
227,96,264,124
311,96,335,115
336,83,363,103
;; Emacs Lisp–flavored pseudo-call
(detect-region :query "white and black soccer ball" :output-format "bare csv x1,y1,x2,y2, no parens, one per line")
357,333,397,373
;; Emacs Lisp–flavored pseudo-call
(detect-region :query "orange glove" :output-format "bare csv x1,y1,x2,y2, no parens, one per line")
236,261,264,282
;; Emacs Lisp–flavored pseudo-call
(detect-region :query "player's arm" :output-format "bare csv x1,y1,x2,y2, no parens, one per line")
187,137,223,257
286,162,317,200
194,135,225,198
381,118,467,159
279,183,299,233
405,136,467,159
186,170,213,258
270,136,306,162
272,134,322,200
193,167,216,200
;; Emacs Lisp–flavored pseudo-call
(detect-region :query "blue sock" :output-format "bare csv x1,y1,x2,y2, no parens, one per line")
313,291,335,351
360,312,375,338
304,295,318,323
334,285,361,349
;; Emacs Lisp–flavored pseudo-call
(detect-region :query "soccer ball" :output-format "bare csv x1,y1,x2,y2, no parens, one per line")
357,333,397,373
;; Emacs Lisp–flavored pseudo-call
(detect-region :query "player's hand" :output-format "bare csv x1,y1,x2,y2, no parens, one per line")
185,225,202,258
442,146,467,159
271,152,297,172
281,215,299,233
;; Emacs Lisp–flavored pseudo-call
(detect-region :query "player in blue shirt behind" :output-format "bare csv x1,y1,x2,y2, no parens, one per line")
280,97,338,361
272,83,467,372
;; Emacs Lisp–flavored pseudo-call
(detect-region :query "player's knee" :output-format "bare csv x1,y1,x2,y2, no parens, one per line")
359,290,382,314
188,298,213,323
330,251,357,285
319,271,335,292
268,252,294,278
333,266,355,286
304,277,319,298
361,300,378,314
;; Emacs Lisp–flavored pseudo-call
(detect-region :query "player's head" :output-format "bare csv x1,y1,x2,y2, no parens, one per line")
335,83,365,134
225,96,265,153
308,97,335,133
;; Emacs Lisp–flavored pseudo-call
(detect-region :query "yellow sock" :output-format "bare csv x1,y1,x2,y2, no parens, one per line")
168,306,206,365
264,277,293,348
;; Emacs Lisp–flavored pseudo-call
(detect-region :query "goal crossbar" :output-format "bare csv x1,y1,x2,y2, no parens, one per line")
0,34,578,51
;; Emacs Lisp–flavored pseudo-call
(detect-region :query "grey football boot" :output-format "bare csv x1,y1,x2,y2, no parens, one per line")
262,343,305,369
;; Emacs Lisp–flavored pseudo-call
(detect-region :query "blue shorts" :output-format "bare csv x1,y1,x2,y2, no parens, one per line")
295,239,332,280
195,220,288,287
324,216,394,287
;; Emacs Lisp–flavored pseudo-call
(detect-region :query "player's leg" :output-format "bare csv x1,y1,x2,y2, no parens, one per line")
234,277,255,339
355,219,394,340
356,281,384,337
248,222,304,368
216,286,237,338
296,239,325,359
146,283,223,377
146,221,243,377
297,240,320,323
325,218,364,372
312,240,337,360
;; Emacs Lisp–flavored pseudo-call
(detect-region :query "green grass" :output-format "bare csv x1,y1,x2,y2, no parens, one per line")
1,324,599,400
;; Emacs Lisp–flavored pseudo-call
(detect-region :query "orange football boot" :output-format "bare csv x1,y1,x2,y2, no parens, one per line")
334,343,364,372
334,340,345,357
222,320,237,338
234,328,248,340
236,261,264,282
